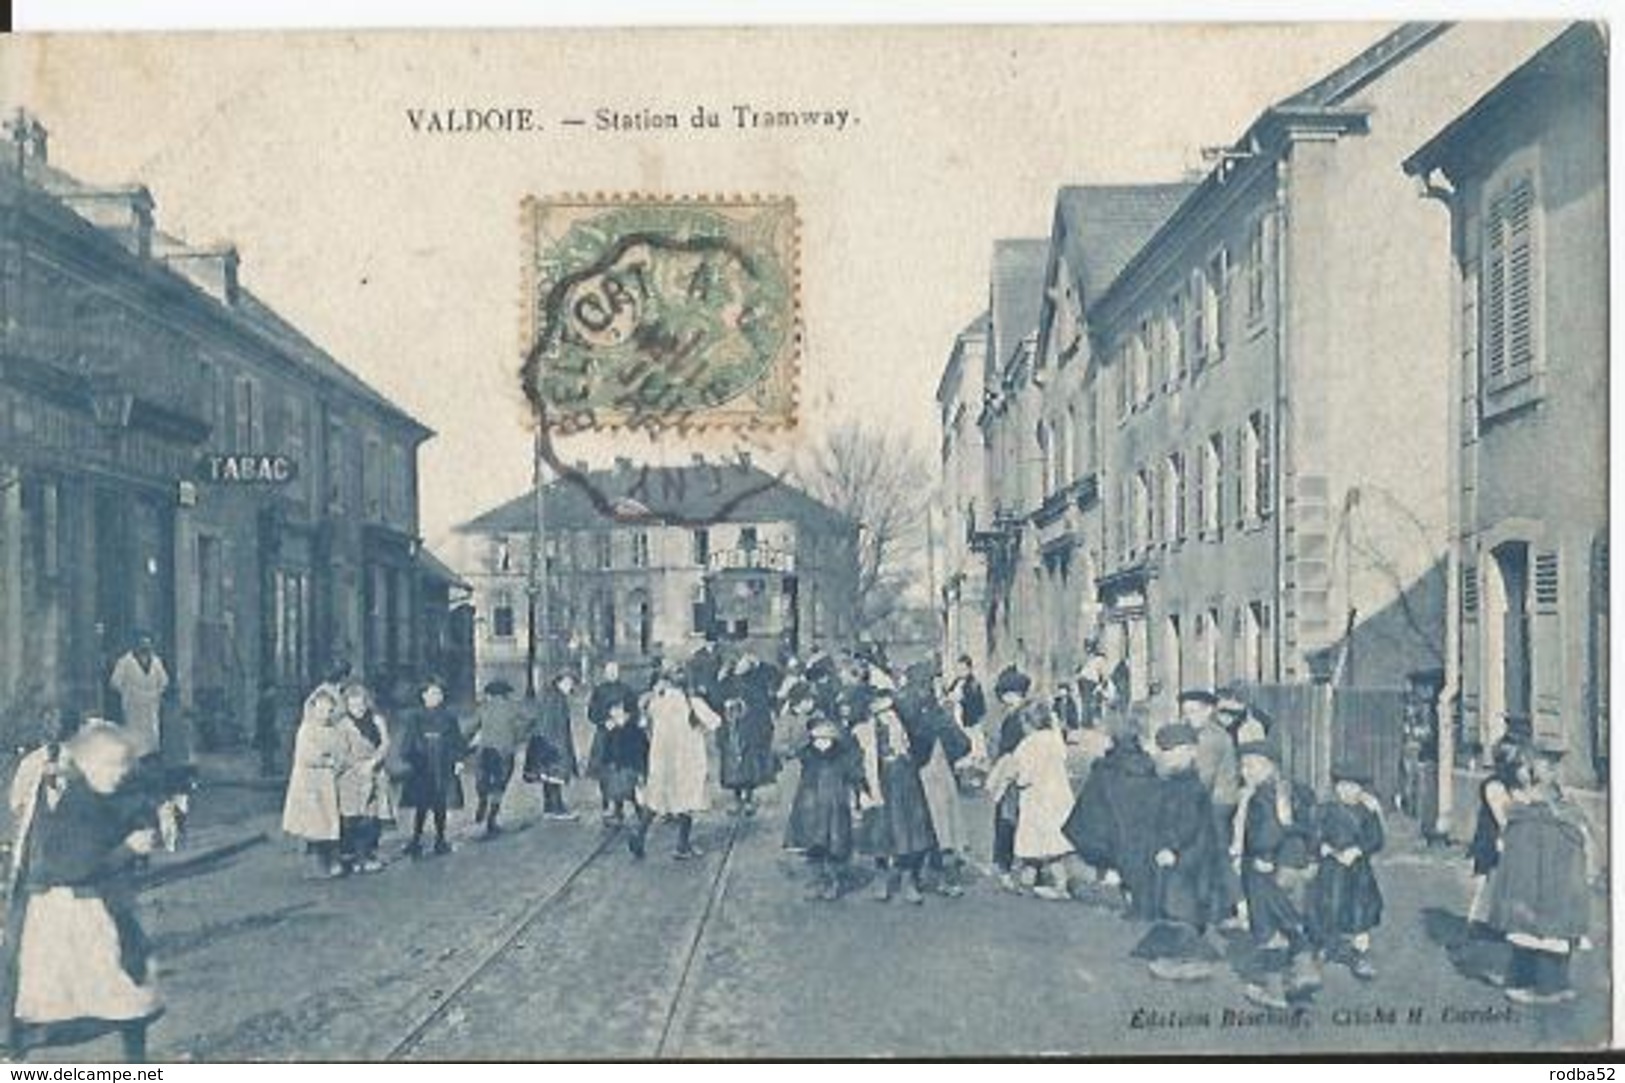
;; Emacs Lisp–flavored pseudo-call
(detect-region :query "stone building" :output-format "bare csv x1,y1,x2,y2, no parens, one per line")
0,113,443,744
1403,23,1608,818
941,22,1567,716
449,457,860,693
935,312,989,670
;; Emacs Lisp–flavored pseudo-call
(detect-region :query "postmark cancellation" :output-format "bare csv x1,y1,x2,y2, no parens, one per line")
520,194,800,435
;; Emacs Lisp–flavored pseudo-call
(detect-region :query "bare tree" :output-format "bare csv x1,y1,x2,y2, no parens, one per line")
794,421,932,637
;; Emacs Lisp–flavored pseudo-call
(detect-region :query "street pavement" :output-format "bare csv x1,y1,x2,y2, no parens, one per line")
22,752,1612,1061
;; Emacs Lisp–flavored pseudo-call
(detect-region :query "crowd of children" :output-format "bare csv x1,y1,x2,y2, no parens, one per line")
0,639,1600,1062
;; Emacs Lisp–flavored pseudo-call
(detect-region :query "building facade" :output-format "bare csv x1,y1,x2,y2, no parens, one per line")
0,113,442,746
935,313,989,670
1403,23,1608,810
450,458,860,692
941,22,1567,718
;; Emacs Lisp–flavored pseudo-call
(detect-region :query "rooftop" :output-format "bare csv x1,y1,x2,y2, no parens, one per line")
5,119,430,438
1052,183,1199,307
455,460,856,535
988,238,1050,380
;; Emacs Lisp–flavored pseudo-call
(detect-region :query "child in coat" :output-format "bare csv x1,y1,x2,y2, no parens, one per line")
1310,770,1386,980
1131,722,1223,981
1487,748,1597,1005
853,691,937,904
597,698,649,827
335,682,393,873
1235,719,1322,1010
986,702,1075,900
396,679,468,858
783,714,864,900
3,722,163,1061
282,687,345,878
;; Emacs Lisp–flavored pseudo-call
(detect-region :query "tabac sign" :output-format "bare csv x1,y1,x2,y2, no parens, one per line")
198,454,299,485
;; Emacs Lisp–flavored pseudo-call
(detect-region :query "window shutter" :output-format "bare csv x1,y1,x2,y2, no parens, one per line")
1192,442,1205,539
1460,562,1481,733
1257,412,1273,516
1234,423,1247,528
1482,194,1508,387
1504,180,1535,382
1531,549,1564,746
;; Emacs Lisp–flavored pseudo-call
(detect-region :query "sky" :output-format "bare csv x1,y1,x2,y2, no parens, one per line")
1,23,1395,548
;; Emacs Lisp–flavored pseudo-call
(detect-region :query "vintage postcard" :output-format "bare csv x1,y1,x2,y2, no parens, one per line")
0,20,1609,1061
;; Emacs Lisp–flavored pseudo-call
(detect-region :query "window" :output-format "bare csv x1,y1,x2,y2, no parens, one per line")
284,396,308,502
1164,452,1186,541
233,375,259,450
739,526,759,551
273,570,310,685
692,528,711,566
594,532,613,570
631,530,650,568
492,590,516,639
691,582,710,634
1481,174,1537,396
1201,433,1223,536
326,421,346,511
363,435,383,518
1246,216,1268,325
1054,412,1071,489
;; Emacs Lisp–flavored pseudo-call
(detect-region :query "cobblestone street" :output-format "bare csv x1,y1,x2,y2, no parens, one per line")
26,755,1610,1062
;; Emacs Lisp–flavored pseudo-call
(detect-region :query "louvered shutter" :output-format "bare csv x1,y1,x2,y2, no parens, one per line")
1460,561,1481,735
1531,549,1565,746
1504,180,1535,383
1482,194,1508,388
1234,423,1247,528
1257,412,1273,517
1196,442,1209,536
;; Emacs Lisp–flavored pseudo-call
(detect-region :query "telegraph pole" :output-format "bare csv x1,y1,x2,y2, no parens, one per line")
525,427,548,698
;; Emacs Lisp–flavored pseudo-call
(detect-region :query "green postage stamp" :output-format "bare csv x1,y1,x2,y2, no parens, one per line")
521,195,800,434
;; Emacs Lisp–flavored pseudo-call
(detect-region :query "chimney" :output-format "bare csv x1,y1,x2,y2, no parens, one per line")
60,185,155,258
6,109,48,166
737,451,753,470
572,460,589,475
690,452,706,466
614,456,634,475
161,244,240,306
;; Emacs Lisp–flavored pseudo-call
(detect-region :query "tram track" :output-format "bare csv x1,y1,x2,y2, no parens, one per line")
381,814,744,1061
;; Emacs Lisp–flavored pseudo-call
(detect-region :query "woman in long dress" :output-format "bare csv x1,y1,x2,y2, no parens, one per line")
632,663,720,860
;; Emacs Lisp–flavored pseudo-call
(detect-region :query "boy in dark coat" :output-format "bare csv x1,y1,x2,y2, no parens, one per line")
1235,719,1322,1010
397,678,468,858
1309,769,1386,980
1131,723,1223,981
783,714,864,900
596,697,649,829
526,671,579,820
586,662,638,822
1062,718,1162,916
